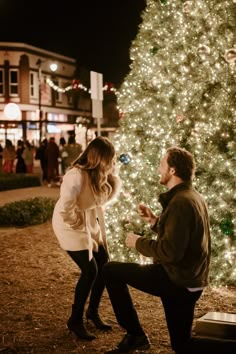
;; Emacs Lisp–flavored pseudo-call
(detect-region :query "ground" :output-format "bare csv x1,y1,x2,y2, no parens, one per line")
0,222,235,354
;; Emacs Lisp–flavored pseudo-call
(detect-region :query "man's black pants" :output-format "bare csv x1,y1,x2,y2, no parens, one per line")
102,261,202,353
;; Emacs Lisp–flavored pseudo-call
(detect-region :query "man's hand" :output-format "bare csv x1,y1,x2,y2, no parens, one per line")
126,233,141,249
138,204,156,225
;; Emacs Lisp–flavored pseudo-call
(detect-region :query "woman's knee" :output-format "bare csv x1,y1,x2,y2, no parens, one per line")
95,246,109,266
79,258,97,282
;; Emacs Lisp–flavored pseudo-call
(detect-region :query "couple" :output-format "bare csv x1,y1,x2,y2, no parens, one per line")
52,136,211,354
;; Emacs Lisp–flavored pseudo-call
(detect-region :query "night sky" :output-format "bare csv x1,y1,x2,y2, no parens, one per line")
0,0,146,87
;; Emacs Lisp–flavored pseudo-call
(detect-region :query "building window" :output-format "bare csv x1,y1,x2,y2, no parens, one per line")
30,71,38,98
67,92,73,105
9,69,19,96
0,69,4,95
47,113,67,122
53,79,62,102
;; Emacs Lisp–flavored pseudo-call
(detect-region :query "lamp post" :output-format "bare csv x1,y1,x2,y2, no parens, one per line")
36,59,43,143
36,59,58,143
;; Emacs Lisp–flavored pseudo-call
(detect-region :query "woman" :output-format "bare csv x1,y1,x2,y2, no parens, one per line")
52,136,121,340
15,140,26,173
2,139,15,173
35,139,48,184
22,140,34,173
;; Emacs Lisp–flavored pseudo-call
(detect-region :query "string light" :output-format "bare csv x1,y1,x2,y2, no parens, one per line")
46,78,117,94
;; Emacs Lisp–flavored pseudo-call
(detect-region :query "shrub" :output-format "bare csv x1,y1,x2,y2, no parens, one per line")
0,197,56,227
0,173,41,191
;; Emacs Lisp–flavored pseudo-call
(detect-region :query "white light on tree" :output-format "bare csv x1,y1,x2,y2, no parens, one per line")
4,103,21,120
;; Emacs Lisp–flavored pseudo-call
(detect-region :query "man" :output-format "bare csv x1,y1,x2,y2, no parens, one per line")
103,147,211,354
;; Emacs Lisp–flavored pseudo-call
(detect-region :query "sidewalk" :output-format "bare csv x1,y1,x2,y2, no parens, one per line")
0,185,60,207
0,160,61,207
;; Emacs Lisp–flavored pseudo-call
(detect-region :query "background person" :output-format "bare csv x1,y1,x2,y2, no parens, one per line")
15,140,26,173
103,146,211,354
22,140,34,173
2,139,15,173
60,135,83,174
45,137,60,187
52,136,121,341
35,138,48,184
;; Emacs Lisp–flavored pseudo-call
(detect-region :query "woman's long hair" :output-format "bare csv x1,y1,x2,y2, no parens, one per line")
71,136,115,195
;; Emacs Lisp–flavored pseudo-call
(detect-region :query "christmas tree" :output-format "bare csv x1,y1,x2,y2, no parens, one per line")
105,0,236,285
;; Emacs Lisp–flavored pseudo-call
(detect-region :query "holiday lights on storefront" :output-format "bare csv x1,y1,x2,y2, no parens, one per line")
46,78,117,94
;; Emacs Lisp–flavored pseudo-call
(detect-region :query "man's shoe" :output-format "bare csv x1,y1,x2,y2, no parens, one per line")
104,333,150,353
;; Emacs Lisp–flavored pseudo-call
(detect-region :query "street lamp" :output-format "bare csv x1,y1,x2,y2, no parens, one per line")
36,59,58,143
3,103,21,141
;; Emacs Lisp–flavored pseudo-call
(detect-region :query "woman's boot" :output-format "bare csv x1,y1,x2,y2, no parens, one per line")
86,307,112,331
67,305,96,340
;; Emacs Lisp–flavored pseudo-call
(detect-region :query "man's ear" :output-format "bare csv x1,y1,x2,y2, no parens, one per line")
170,167,176,175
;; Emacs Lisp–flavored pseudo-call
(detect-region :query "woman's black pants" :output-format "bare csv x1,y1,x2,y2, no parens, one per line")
67,245,108,319
102,261,202,353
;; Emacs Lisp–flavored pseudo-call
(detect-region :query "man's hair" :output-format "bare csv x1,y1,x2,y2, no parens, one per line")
166,147,196,181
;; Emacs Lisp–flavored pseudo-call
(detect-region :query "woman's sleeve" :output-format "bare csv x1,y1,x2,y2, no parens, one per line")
106,174,122,204
59,169,83,227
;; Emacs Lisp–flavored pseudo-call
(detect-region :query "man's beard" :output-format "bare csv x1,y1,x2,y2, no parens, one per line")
159,171,171,186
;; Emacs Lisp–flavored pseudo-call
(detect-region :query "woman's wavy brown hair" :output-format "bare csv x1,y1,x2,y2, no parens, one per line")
72,136,115,195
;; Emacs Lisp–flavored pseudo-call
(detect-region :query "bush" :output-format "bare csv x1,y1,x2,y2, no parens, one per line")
0,173,41,191
0,197,56,227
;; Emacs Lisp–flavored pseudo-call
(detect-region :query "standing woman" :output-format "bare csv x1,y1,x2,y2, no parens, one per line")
52,136,121,340
15,140,26,173
2,139,15,173
22,140,34,173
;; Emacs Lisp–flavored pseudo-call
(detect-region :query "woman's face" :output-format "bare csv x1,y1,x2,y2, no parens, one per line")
104,154,116,174
110,155,118,174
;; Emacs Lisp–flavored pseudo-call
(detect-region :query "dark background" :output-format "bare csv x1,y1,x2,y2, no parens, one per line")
0,0,146,87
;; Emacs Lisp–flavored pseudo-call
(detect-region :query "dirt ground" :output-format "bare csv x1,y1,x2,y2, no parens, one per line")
0,222,235,354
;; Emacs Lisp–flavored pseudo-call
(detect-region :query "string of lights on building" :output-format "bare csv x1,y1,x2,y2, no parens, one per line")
46,78,117,94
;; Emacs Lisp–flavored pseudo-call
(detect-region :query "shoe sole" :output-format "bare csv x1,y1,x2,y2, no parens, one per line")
104,344,150,354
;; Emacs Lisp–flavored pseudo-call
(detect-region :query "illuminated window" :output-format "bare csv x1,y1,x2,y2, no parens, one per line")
47,113,67,122
47,123,61,133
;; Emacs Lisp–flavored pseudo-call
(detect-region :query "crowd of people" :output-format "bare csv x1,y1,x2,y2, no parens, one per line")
0,135,83,187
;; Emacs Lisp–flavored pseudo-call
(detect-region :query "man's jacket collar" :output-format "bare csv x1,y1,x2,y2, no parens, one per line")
159,181,192,209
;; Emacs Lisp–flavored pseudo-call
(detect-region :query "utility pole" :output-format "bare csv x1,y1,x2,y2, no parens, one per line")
36,59,43,143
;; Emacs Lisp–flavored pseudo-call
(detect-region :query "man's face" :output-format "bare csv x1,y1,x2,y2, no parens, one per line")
158,153,173,186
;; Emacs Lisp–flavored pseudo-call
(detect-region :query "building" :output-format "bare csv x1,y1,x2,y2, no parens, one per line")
0,42,119,148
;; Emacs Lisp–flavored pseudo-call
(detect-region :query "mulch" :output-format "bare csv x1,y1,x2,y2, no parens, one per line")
0,222,235,353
